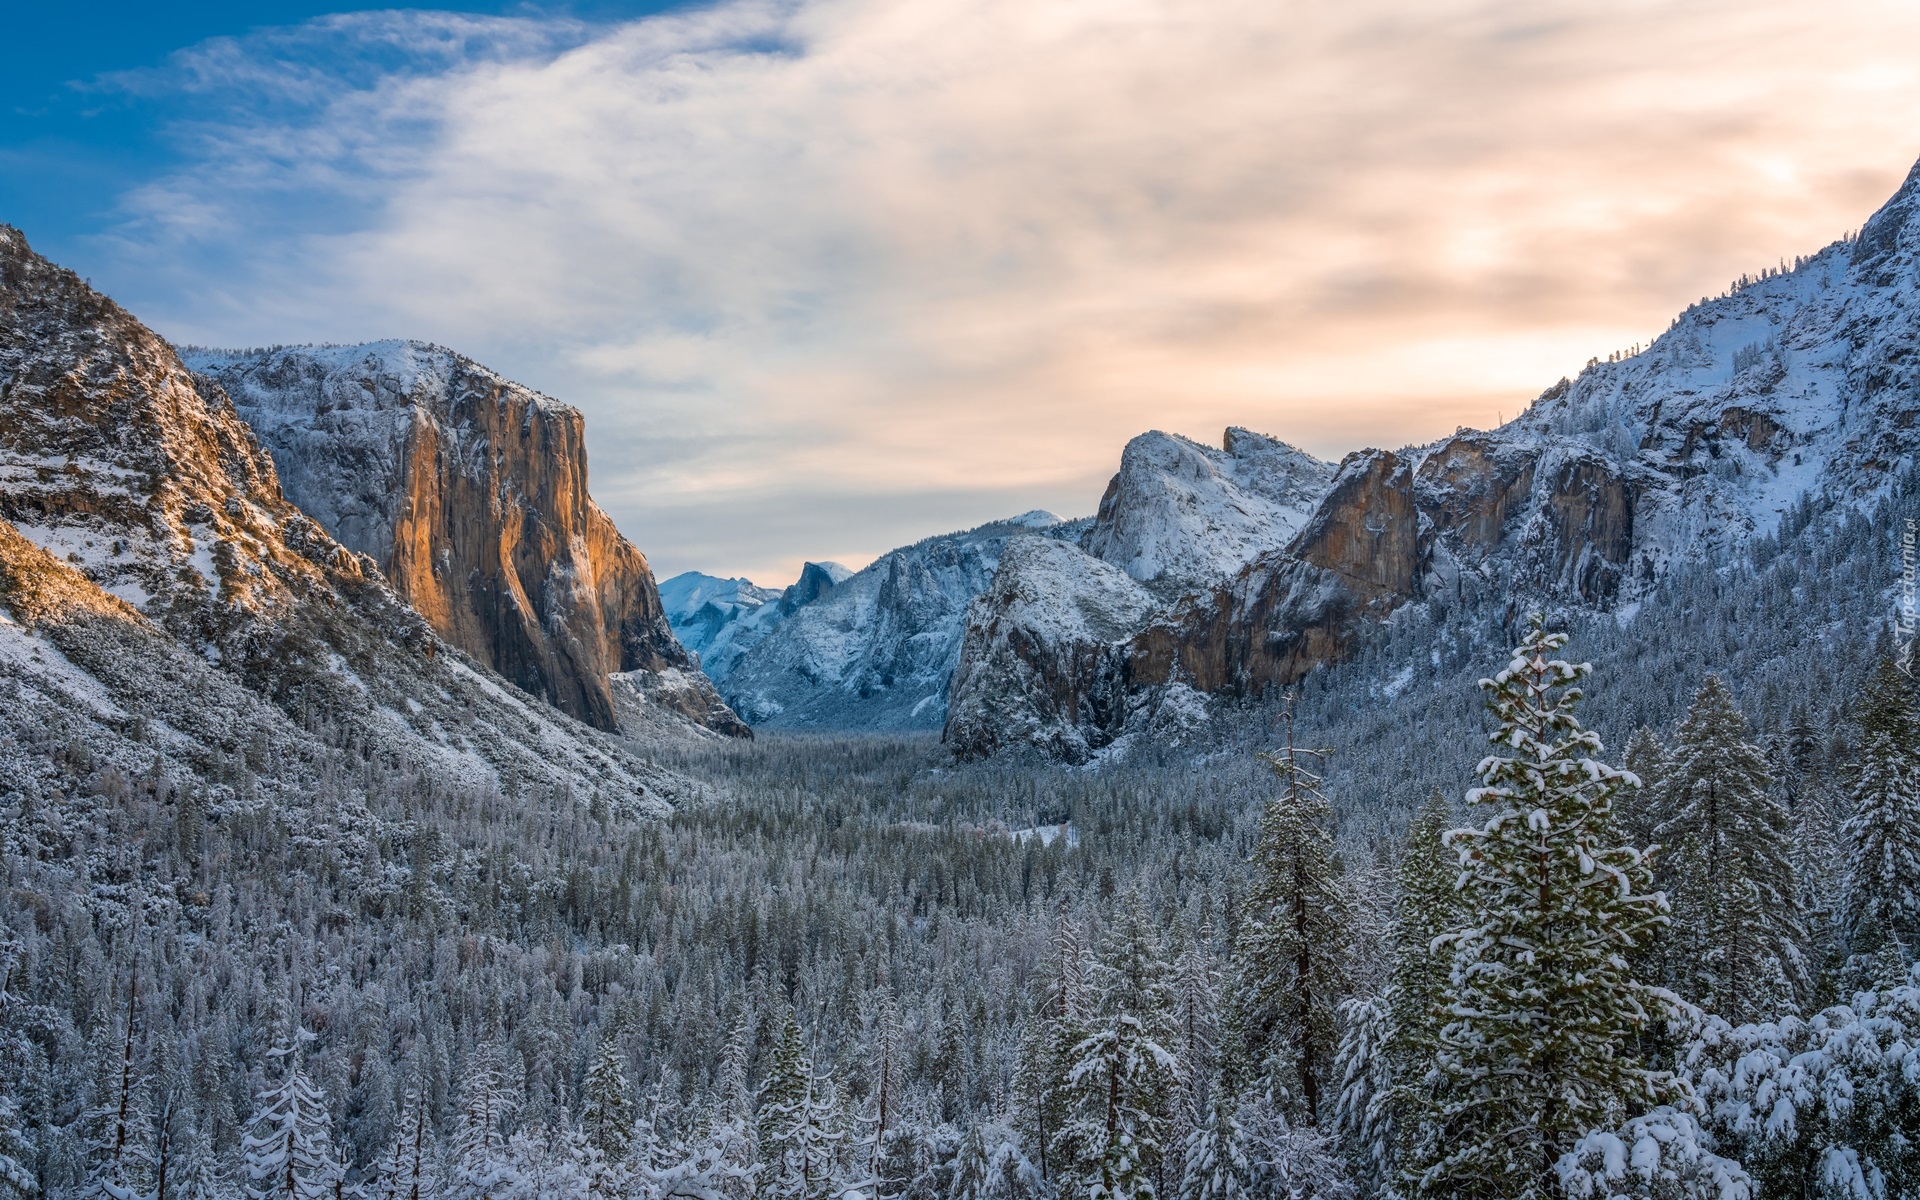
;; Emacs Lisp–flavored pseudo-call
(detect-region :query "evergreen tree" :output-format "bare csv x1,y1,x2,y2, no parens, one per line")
1842,661,1920,972
1230,700,1348,1125
80,959,153,1200
1174,1092,1247,1200
581,1037,635,1165
1052,1015,1180,1200
370,1086,435,1200
241,1040,342,1200
1413,615,1677,1200
1616,727,1669,850
758,1016,842,1200
446,1050,516,1200
1652,675,1806,1020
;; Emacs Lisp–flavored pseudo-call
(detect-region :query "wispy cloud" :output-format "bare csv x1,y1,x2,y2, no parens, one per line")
84,0,1920,581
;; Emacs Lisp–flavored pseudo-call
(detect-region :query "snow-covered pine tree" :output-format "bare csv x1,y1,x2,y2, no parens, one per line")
1617,727,1669,851
1175,1093,1247,1200
1652,675,1806,1021
241,1038,342,1200
446,1049,516,1200
0,939,31,1199
1841,660,1920,976
859,988,901,1179
581,1036,635,1166
0,1095,31,1200
1014,907,1089,1188
1230,699,1348,1125
1335,791,1455,1199
79,957,153,1200
370,1085,434,1200
1172,920,1220,1118
948,1125,995,1200
1413,615,1676,1200
758,1015,842,1200
1053,1013,1180,1200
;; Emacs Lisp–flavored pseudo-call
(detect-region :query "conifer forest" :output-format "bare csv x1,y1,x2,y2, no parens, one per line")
4,460,1919,1200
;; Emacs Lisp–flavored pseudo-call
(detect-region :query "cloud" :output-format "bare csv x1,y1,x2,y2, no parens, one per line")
85,0,1920,581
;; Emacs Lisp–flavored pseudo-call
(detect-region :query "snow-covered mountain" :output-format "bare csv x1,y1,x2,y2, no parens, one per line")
945,156,1920,760
716,510,1076,730
1083,427,1334,592
185,341,747,738
0,225,705,810
660,561,852,682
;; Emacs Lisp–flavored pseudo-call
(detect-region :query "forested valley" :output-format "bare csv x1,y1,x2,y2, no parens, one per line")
4,466,1919,1200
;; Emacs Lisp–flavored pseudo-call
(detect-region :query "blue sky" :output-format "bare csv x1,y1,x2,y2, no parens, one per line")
1,3,677,252
7,1,1918,583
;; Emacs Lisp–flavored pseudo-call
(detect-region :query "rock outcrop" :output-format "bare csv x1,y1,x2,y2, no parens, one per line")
945,156,1920,760
0,226,701,807
187,343,747,737
1083,427,1334,591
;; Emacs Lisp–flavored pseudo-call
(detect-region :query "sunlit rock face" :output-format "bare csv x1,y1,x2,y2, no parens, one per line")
0,224,703,807
189,341,747,737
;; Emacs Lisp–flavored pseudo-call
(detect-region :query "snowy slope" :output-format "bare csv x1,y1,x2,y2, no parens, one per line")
1083,427,1335,589
718,512,1078,730
662,561,853,681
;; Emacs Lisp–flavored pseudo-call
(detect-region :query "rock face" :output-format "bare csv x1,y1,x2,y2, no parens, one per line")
1084,427,1335,590
0,226,701,807
186,343,747,737
719,511,1079,730
946,156,1920,760
943,536,1162,760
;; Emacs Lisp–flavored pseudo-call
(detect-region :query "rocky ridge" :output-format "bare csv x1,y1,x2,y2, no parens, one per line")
185,342,747,738
943,157,1920,760
0,225,701,809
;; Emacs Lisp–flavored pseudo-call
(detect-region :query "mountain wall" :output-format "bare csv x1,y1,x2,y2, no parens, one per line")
945,157,1920,760
0,225,702,807
187,343,747,737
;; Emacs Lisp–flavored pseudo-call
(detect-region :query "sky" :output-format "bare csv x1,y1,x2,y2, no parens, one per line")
7,0,1920,584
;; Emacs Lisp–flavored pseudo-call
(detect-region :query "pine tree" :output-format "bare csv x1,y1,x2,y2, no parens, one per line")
1175,1092,1247,1200
1231,700,1348,1125
1842,661,1920,973
241,1039,342,1200
1014,908,1089,1187
371,1086,435,1200
1653,675,1806,1020
446,1049,516,1200
1053,1014,1180,1200
80,959,153,1200
581,1037,634,1165
0,1092,32,1200
758,1015,842,1200
1413,615,1677,1200
1617,727,1669,850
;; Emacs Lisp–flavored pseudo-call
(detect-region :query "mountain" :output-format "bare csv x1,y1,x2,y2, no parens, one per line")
717,510,1076,729
660,561,852,681
0,224,703,809
1083,426,1335,592
945,157,1920,760
184,341,748,738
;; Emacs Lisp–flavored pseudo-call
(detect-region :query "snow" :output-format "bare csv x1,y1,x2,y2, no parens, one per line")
1083,427,1335,586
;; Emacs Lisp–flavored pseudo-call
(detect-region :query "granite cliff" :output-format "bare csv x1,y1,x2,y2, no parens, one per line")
187,343,748,737
0,226,702,806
